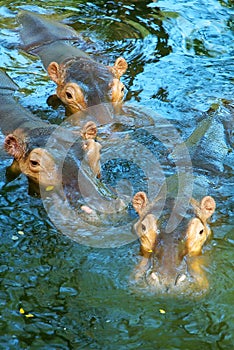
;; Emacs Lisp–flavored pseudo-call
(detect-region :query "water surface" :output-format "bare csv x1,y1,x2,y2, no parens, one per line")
0,0,233,349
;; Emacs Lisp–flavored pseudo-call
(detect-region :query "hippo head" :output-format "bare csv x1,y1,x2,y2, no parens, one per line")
47,57,128,115
4,121,101,188
132,191,216,291
4,133,59,188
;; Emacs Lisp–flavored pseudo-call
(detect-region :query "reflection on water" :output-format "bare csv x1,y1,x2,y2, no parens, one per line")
0,0,233,348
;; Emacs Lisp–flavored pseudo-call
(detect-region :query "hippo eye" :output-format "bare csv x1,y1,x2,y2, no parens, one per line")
30,160,40,167
121,86,125,92
199,229,204,235
142,224,146,232
65,91,73,100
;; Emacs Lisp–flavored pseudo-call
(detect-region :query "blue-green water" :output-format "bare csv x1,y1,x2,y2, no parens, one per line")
0,1,233,349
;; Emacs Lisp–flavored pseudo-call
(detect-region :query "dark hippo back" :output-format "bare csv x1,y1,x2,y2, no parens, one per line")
18,11,79,51
18,11,90,68
0,70,19,93
0,70,48,135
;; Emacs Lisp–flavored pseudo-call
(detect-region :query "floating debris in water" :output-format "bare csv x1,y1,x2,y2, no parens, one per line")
19,307,34,318
12,235,19,241
159,309,166,314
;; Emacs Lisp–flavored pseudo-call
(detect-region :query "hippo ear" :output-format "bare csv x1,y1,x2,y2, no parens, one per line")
82,139,102,178
132,192,149,215
47,62,62,84
112,57,128,78
200,196,216,221
191,196,216,222
4,134,26,161
80,121,97,140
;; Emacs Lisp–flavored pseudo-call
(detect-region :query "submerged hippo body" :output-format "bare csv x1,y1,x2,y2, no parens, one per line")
132,192,216,294
18,11,128,116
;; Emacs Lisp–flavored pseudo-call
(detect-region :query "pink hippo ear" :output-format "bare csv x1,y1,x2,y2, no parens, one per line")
4,134,26,161
132,192,149,215
191,196,216,222
200,196,216,221
111,57,128,78
82,139,102,178
47,61,62,84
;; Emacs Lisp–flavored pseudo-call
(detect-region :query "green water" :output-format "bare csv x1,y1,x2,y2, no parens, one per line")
0,0,233,349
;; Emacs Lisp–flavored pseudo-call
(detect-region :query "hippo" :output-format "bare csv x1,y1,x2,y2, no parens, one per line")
0,70,116,212
132,191,216,293
18,11,128,117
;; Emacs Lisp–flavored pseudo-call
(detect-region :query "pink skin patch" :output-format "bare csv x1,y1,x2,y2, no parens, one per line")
81,205,93,214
